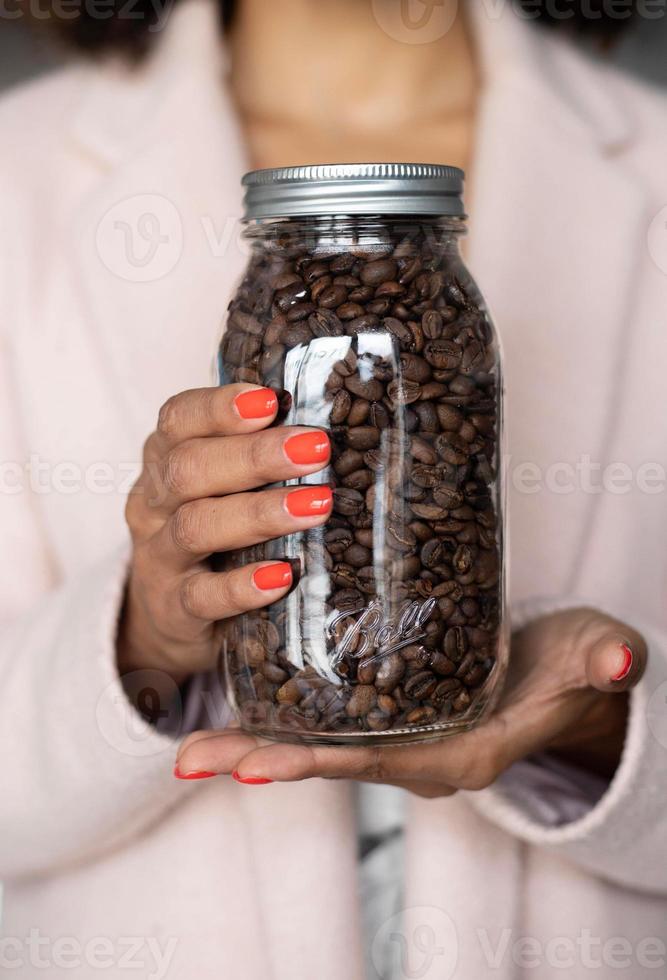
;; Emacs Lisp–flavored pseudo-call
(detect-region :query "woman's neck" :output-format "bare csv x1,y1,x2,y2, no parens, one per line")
228,0,478,170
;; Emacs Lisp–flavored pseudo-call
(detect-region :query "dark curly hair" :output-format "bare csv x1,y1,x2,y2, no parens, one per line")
42,0,640,56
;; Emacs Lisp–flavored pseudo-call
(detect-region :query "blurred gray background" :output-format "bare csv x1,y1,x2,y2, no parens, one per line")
1,12,667,94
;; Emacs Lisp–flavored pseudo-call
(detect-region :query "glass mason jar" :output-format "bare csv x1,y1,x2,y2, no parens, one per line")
217,164,507,744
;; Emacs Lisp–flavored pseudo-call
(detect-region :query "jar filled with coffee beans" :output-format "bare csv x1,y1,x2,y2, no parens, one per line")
218,163,507,744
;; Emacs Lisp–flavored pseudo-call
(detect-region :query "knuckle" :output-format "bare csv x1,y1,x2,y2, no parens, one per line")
170,502,202,554
219,572,247,613
359,748,385,782
245,432,272,480
142,432,159,465
157,395,182,440
180,575,207,619
460,755,498,792
124,492,145,538
249,491,280,534
162,445,196,497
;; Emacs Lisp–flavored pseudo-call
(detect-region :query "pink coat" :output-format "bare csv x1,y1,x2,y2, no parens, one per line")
2,2,667,977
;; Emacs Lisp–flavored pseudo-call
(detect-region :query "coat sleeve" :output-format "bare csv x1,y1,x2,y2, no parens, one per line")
0,329,195,882
469,597,667,895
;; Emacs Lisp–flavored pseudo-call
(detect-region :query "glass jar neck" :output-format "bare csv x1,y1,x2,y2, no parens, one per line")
242,215,466,258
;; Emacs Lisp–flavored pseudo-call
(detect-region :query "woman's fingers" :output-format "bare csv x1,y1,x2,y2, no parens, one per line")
149,484,333,570
176,729,261,775
585,626,647,693
175,727,457,796
185,722,506,791
153,385,280,452
148,426,330,512
179,560,297,621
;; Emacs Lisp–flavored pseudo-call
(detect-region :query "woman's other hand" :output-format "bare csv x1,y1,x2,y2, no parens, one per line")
176,608,646,791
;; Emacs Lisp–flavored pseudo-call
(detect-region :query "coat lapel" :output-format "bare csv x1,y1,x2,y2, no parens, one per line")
68,4,363,972
70,0,249,446
406,11,648,972
466,5,649,604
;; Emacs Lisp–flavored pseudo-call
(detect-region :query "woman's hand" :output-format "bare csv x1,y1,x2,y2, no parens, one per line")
118,384,332,685
176,608,646,793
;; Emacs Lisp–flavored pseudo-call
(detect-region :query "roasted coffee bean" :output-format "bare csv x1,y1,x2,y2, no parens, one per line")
411,501,448,521
221,220,502,741
413,401,439,432
282,323,313,346
430,652,457,677
344,543,372,568
346,685,377,718
334,448,365,477
344,375,385,401
324,527,354,556
444,626,468,662
402,644,432,668
342,468,374,491
333,588,364,611
276,678,301,705
410,436,438,465
369,401,390,429
422,310,443,339
424,340,461,370
454,544,474,575
309,308,344,337
400,353,431,384
319,284,349,309
404,671,438,700
338,302,365,321
348,398,370,426
406,706,438,725
346,426,381,450
433,484,465,509
435,432,470,465
420,538,445,568
360,258,397,286
329,389,352,424
384,316,414,345
432,678,462,706
373,653,405,693
386,521,417,552
411,464,440,489
333,487,365,516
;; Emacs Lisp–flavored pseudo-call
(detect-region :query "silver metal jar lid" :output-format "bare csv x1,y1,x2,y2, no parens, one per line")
242,163,465,220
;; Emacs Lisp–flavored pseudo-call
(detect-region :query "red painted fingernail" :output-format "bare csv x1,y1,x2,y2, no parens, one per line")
253,562,293,592
173,765,217,780
611,644,633,682
232,770,273,785
285,485,333,518
234,387,278,420
284,431,330,465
